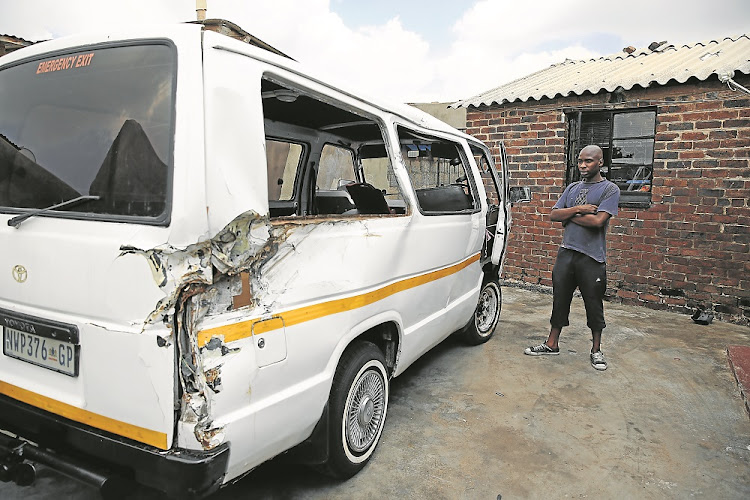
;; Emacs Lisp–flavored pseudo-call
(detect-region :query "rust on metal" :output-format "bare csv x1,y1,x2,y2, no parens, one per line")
232,271,253,309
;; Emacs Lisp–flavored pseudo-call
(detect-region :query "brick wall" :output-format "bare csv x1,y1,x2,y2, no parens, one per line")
467,75,750,325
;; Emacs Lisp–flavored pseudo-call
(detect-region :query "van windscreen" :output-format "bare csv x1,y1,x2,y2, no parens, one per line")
0,43,175,221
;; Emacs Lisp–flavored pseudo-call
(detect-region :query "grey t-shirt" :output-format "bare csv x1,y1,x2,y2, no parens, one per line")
553,179,619,262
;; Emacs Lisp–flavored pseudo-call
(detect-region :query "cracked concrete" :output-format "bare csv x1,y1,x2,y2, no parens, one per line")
2,286,748,499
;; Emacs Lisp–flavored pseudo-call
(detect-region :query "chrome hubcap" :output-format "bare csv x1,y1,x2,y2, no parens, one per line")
358,397,375,427
346,369,385,453
476,285,499,334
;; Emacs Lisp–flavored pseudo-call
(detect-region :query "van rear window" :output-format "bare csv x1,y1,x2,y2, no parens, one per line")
0,43,175,221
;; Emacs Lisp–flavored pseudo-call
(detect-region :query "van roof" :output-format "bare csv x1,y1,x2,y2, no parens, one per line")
189,18,293,60
193,20,472,140
0,20,471,141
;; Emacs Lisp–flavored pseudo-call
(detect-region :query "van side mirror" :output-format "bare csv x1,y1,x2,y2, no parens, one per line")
509,186,531,205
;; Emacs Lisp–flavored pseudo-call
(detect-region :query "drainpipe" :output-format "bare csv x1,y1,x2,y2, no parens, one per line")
196,0,207,21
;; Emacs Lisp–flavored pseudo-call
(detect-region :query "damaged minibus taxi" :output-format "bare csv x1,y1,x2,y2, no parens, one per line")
0,21,510,498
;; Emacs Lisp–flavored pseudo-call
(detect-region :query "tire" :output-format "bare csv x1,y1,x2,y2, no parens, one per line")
462,279,501,345
322,341,389,478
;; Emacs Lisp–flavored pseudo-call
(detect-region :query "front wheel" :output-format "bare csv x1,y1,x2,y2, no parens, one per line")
462,279,501,345
322,341,389,478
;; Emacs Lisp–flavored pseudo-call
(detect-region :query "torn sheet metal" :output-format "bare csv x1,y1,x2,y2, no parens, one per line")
194,421,226,450
121,211,368,450
174,291,221,449
119,210,307,450
120,211,294,326
120,243,212,325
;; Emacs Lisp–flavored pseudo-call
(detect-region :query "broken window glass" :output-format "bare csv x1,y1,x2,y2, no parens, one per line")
612,139,654,164
261,77,405,217
318,144,355,191
266,140,302,201
360,144,406,213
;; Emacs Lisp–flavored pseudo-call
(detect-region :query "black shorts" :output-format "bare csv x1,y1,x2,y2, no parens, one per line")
550,248,607,330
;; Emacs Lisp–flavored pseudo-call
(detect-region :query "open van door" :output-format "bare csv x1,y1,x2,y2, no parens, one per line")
496,142,511,268
471,142,509,268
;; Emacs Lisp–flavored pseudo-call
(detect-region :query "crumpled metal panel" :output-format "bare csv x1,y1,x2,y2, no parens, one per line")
455,34,750,107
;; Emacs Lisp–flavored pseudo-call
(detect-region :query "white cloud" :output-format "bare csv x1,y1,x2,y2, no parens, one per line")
453,0,749,52
592,0,750,46
207,1,434,102
2,0,194,40
436,0,750,101
2,0,748,103
452,0,581,48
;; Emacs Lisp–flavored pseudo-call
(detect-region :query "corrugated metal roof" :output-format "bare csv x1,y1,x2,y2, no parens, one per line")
0,34,33,44
454,34,750,108
0,34,35,56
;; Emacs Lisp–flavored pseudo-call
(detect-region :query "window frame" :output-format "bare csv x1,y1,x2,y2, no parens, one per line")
396,125,481,216
566,107,657,208
0,39,178,225
265,137,305,202
261,73,406,219
317,142,357,191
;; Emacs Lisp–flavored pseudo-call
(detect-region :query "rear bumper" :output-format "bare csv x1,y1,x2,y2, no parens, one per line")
0,393,229,498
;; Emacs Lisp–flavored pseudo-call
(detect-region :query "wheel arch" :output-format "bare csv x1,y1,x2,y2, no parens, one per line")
350,321,400,377
284,314,401,466
328,312,403,379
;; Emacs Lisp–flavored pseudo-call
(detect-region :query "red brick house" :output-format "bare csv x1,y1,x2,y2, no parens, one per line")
455,35,750,325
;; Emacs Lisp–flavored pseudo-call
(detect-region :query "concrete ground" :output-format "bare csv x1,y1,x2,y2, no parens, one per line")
2,286,749,499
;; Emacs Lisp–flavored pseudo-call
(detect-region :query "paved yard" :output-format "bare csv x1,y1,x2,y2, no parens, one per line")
3,286,749,499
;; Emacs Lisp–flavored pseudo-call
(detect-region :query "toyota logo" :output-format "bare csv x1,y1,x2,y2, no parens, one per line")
12,265,27,283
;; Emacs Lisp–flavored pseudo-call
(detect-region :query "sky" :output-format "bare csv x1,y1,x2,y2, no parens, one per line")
2,0,749,104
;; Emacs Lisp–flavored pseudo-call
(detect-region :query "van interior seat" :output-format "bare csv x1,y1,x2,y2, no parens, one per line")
345,183,391,215
315,190,355,215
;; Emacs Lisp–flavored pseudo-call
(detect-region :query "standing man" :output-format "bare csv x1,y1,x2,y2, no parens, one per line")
524,145,619,370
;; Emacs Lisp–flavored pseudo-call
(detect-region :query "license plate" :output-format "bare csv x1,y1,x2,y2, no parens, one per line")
1,309,79,377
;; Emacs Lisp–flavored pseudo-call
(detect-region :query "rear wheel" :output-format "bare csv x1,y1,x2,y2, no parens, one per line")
462,279,501,345
322,341,389,478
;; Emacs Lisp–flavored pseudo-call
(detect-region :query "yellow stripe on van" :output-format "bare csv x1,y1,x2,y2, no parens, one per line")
0,381,168,450
198,252,481,348
253,317,285,335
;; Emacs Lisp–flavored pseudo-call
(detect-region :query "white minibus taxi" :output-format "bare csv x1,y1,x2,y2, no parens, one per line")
0,20,510,498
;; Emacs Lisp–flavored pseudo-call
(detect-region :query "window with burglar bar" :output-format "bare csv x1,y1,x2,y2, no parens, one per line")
566,108,656,205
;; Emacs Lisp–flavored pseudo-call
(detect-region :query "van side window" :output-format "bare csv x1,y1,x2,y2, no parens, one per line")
315,144,358,215
360,144,407,215
266,140,303,201
397,126,478,215
318,144,356,190
262,77,405,218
